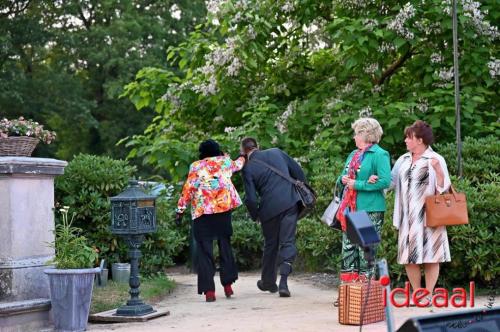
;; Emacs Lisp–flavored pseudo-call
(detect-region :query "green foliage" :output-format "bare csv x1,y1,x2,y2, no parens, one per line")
435,136,500,183
141,192,189,275
435,136,500,287
124,0,499,182
296,218,341,272
48,207,99,269
442,177,500,287
231,213,264,270
55,154,136,266
0,0,206,161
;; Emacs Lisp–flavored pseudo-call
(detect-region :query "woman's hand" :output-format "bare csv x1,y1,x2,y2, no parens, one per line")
175,213,183,226
430,158,444,188
430,158,441,171
346,178,355,189
368,175,378,184
341,175,349,185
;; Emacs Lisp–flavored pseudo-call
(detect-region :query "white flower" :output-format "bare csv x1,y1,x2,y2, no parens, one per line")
358,106,373,117
247,25,257,40
281,0,294,13
206,0,224,15
364,63,378,74
338,0,374,10
326,98,342,109
416,98,429,113
363,18,379,31
342,83,354,94
224,126,236,133
378,42,396,53
371,85,383,94
199,63,216,76
430,53,443,64
321,113,332,127
214,115,224,122
438,67,454,81
487,59,500,78
275,102,295,134
387,2,416,40
227,57,242,76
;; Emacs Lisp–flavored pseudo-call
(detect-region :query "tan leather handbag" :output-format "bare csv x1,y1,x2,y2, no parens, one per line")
425,186,469,227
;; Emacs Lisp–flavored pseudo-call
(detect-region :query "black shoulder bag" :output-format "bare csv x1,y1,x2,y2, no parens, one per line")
252,158,316,219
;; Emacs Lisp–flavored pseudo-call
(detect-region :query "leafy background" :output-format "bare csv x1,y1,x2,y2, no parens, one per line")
2,1,498,288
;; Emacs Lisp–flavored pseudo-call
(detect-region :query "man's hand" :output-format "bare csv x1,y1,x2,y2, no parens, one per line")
175,213,183,226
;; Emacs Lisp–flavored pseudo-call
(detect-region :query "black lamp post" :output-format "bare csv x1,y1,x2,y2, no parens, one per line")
110,180,157,316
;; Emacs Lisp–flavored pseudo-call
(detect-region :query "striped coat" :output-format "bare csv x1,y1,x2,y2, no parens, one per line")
391,147,452,264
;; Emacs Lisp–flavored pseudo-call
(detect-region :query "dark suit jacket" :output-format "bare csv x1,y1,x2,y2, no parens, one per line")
241,148,306,222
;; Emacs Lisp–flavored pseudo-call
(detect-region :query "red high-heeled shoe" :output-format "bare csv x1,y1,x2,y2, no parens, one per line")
224,284,234,298
205,290,216,302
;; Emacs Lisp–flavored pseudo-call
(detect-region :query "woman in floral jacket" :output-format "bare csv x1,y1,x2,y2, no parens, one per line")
176,139,245,302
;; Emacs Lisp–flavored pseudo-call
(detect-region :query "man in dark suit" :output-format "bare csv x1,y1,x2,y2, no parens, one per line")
240,137,306,297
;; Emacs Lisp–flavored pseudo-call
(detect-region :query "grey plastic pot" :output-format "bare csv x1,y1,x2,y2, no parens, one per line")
45,268,100,332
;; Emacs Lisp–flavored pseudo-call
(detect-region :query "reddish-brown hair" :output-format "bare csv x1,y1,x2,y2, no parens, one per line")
404,120,434,146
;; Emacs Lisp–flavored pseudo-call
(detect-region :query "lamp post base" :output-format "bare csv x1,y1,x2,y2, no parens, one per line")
115,303,155,317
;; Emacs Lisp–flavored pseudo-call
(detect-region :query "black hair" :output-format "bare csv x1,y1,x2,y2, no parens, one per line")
199,139,223,159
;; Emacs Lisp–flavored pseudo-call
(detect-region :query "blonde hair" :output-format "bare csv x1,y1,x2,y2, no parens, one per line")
351,118,383,143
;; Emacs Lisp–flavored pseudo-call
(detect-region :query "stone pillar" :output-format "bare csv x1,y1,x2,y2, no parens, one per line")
0,157,67,331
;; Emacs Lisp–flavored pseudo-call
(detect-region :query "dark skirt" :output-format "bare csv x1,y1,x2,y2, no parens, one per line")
193,211,233,241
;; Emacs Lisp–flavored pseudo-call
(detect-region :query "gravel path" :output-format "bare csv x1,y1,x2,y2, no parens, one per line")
88,271,491,332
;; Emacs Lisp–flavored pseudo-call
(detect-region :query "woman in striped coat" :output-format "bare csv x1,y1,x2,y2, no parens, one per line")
391,120,451,304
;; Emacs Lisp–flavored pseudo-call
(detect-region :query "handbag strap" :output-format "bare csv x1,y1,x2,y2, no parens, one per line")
251,158,299,184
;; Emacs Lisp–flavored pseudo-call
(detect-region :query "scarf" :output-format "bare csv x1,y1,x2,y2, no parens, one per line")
336,145,372,231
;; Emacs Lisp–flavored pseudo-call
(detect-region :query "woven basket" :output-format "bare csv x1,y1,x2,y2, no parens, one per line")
339,280,385,325
0,137,39,156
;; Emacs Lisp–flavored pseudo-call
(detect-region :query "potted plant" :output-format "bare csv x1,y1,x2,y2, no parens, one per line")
0,116,56,156
45,206,100,332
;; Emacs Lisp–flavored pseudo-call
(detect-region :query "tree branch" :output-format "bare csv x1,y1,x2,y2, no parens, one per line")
375,48,414,85
77,6,91,30
0,0,31,18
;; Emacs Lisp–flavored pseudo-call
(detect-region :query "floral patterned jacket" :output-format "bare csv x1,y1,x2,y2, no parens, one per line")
176,155,245,220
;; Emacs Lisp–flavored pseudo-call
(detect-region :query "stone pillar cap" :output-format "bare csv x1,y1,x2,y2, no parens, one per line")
0,157,68,175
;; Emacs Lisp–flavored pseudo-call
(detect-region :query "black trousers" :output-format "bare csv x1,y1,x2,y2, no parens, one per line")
260,204,299,286
193,212,238,295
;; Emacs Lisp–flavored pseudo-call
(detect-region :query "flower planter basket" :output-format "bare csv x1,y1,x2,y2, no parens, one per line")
0,137,39,156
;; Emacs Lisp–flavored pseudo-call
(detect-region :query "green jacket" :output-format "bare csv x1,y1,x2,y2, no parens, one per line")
337,144,391,212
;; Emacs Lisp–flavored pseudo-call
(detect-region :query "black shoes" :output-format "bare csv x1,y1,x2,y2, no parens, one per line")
257,280,278,293
279,287,291,297
279,276,291,297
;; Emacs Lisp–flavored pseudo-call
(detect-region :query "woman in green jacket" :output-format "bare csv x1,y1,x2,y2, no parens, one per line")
334,117,391,305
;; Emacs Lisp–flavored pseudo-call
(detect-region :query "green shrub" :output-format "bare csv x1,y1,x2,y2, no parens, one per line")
435,135,500,183
441,177,500,287
141,191,188,274
296,218,341,272
55,154,136,266
55,154,187,275
231,215,263,270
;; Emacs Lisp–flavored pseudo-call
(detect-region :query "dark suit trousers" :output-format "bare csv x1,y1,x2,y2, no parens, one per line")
260,204,299,286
